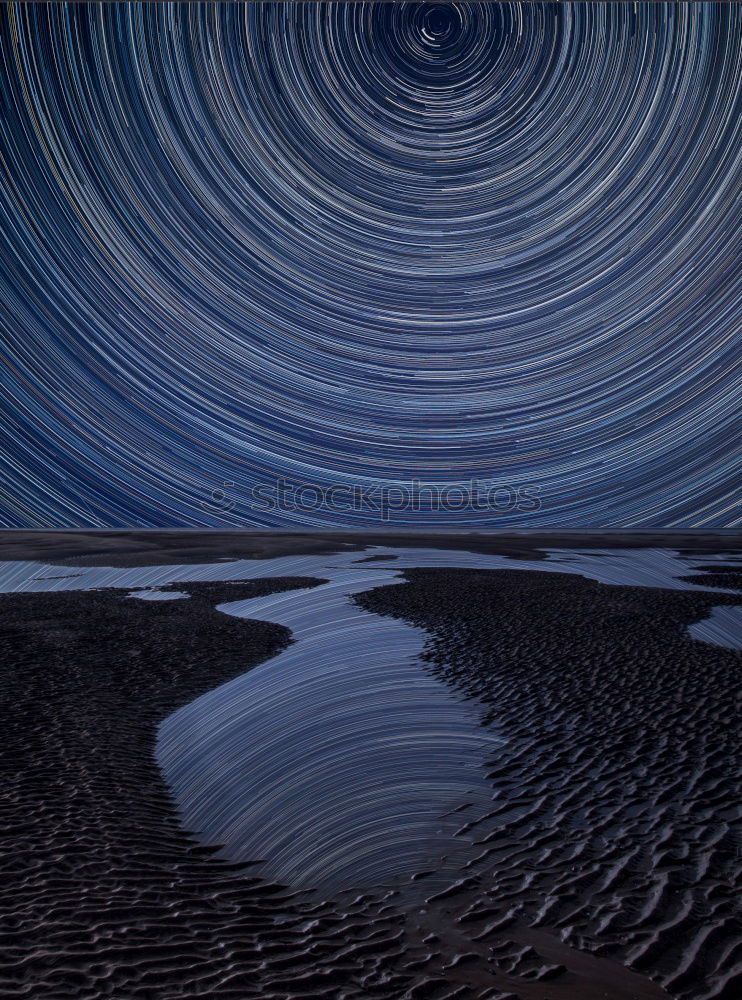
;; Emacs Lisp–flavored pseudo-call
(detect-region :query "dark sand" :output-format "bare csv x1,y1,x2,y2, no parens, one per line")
0,533,740,999
356,566,742,1000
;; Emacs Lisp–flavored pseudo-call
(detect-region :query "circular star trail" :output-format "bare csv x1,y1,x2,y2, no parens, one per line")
0,2,739,528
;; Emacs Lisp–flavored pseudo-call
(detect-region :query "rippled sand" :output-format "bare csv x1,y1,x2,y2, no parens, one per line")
0,534,739,999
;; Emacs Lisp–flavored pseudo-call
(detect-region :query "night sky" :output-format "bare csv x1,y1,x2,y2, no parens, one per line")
1,2,739,529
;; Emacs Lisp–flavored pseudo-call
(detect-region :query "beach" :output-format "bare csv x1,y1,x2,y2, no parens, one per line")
0,532,739,999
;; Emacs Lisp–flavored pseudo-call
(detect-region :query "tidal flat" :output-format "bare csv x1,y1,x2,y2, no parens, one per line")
0,531,740,1000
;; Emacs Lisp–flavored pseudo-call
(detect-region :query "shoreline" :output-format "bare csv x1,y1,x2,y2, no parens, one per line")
0,529,739,567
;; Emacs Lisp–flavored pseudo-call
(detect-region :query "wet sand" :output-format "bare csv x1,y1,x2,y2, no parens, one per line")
356,566,742,1000
0,532,740,999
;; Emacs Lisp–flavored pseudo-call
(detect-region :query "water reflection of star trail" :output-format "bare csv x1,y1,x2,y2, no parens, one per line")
0,3,739,528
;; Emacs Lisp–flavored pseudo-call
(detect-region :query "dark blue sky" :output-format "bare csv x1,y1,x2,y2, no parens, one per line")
1,2,739,528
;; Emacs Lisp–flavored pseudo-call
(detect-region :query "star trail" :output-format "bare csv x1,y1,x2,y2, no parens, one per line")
0,2,739,528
